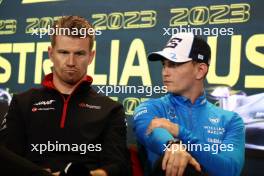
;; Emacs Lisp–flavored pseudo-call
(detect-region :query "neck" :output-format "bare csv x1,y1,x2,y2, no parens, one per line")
53,76,84,95
182,83,204,104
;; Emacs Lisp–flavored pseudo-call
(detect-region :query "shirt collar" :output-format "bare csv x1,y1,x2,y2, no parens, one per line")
168,91,207,107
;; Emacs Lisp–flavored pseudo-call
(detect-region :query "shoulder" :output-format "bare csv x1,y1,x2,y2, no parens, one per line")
7,88,48,118
12,87,45,103
207,102,244,127
135,96,165,111
133,95,169,118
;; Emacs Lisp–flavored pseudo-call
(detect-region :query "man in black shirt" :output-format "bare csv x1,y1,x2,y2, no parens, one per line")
4,16,131,176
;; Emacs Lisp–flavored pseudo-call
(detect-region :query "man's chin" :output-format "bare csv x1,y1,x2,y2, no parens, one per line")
164,86,173,93
64,78,81,85
166,88,179,94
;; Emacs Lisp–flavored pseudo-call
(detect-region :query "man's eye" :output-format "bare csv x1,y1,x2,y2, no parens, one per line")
169,63,177,68
59,51,68,54
76,52,86,56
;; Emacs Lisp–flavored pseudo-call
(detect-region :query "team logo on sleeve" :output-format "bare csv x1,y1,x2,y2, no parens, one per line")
133,107,148,120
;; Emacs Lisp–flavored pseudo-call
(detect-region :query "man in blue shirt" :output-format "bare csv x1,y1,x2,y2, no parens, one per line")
133,32,245,176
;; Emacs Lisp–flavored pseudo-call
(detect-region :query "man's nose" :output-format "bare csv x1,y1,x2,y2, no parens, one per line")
162,66,169,77
67,54,75,66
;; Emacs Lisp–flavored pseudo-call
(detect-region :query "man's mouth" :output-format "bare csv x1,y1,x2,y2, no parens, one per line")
163,80,172,84
64,69,77,72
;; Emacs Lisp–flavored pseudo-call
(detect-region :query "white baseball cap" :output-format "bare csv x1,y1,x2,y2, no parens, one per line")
148,32,211,65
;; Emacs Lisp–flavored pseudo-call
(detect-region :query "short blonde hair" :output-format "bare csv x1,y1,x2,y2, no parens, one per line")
50,16,95,51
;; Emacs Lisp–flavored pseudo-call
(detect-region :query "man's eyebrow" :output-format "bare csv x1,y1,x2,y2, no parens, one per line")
57,49,68,52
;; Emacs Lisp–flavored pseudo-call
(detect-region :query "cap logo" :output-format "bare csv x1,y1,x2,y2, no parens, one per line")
169,53,177,60
165,37,182,48
198,54,204,60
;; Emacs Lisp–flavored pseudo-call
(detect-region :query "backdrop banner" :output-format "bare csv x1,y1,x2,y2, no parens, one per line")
0,0,264,175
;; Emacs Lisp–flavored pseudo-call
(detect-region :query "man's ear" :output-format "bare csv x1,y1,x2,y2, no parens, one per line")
196,63,208,80
88,50,95,65
48,46,54,63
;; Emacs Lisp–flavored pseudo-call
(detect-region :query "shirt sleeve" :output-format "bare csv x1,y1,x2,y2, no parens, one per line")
5,95,27,156
133,102,174,155
178,113,245,176
0,145,52,176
